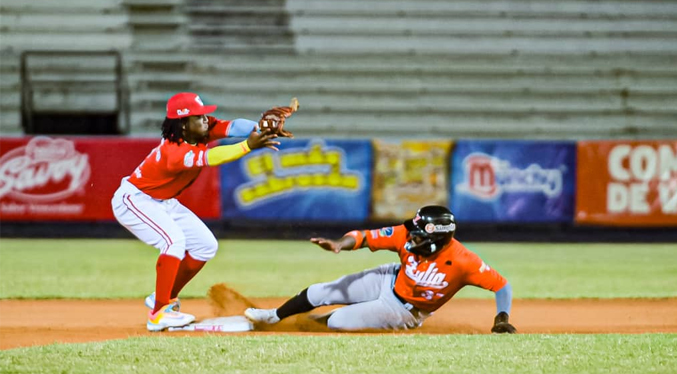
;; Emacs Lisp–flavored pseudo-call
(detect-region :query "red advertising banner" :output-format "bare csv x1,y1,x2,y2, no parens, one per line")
0,136,220,221
576,140,677,226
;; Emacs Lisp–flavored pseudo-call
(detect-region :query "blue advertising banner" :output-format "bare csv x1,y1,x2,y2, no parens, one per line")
220,139,372,222
450,140,576,223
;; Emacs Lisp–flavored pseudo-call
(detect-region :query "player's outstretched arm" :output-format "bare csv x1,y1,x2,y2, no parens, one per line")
491,283,517,334
310,230,368,254
206,128,280,166
206,117,266,141
227,118,258,137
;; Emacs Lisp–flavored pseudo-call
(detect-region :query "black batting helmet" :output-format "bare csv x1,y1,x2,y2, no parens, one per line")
403,205,456,257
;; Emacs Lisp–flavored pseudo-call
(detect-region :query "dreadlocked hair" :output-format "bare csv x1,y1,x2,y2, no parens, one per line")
161,117,187,143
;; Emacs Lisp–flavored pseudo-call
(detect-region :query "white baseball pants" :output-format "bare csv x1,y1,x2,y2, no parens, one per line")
111,178,218,261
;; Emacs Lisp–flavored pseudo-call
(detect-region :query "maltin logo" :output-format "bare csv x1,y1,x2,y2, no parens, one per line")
0,137,91,202
457,152,564,200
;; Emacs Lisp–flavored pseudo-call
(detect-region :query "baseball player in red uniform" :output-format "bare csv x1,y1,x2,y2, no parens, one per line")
111,92,281,331
245,205,516,333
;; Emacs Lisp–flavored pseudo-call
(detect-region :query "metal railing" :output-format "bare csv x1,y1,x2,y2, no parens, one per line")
20,50,129,134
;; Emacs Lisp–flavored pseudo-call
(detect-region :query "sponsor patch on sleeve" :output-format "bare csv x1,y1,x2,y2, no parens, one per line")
378,227,394,237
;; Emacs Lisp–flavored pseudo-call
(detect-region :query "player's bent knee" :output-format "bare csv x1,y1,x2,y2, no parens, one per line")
306,283,331,307
190,235,219,261
165,237,187,259
326,310,356,331
326,314,343,330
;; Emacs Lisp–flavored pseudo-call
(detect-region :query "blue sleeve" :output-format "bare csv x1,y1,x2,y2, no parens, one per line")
228,118,258,137
495,282,512,315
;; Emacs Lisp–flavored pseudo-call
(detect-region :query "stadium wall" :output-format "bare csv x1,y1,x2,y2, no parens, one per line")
1,136,675,242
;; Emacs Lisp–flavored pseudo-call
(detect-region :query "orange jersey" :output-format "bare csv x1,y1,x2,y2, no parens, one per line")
365,225,507,312
127,117,232,199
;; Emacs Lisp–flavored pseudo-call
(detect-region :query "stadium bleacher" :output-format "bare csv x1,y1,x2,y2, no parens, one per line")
1,0,676,138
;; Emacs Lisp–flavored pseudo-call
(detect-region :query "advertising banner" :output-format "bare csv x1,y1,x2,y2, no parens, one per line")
450,140,576,223
220,139,372,222
576,140,677,226
371,139,453,221
0,136,221,221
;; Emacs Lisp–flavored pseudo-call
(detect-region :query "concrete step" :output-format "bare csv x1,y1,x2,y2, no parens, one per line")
294,34,677,54
290,17,677,34
0,34,131,52
286,0,677,18
1,0,124,13
128,110,677,139
127,50,677,69
0,14,128,33
128,90,677,114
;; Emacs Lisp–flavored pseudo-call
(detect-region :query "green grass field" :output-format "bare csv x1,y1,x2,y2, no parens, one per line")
1,240,675,299
2,334,675,374
0,239,676,373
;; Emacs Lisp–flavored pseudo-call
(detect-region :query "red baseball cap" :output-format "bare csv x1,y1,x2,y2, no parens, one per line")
165,92,217,119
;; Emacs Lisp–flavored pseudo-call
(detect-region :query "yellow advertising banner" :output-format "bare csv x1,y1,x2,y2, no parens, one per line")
371,139,453,221
576,140,677,226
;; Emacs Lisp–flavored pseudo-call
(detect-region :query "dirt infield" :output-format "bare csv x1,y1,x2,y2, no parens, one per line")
2,295,676,350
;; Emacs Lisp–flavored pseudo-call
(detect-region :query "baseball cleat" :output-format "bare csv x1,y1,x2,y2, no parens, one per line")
144,292,181,312
244,308,280,324
146,304,195,332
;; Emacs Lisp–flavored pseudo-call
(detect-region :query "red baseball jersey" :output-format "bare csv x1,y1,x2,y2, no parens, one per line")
127,117,232,199
365,225,507,312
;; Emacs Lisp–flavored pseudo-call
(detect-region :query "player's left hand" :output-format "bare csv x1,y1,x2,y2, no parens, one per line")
491,312,517,334
259,98,299,138
310,237,341,254
247,127,280,151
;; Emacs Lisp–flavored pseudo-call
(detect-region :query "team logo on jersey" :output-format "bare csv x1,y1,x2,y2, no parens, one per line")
404,256,449,289
0,136,91,202
378,227,394,237
479,261,491,273
184,150,195,167
457,152,564,200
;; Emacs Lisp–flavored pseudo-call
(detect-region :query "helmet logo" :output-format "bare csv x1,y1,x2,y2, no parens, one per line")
424,223,456,233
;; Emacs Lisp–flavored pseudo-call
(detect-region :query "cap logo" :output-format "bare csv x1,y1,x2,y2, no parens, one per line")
194,96,204,106
177,108,189,116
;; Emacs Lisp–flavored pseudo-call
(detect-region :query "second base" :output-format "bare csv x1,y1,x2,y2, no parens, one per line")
167,316,253,332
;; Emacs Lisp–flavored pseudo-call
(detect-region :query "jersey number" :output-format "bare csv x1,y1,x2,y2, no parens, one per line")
421,290,445,301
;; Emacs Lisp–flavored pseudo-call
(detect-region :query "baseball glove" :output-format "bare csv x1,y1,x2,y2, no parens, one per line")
258,97,299,138
491,312,517,334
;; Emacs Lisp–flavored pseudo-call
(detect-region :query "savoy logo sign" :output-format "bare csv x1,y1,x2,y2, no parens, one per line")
0,136,91,202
